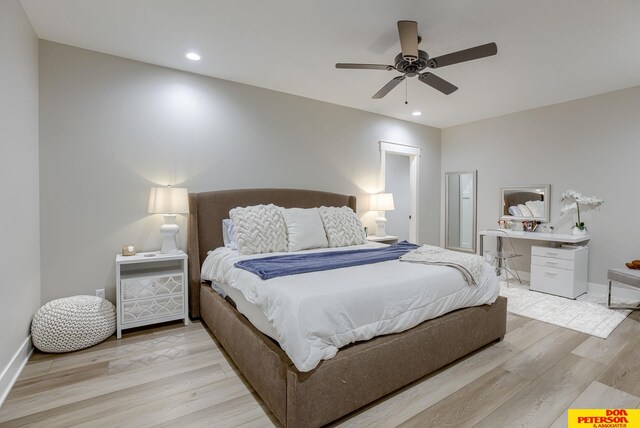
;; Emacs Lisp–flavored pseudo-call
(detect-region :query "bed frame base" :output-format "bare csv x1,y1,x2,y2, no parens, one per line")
201,285,507,428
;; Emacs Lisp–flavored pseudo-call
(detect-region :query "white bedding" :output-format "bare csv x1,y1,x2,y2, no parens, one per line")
212,281,279,340
201,243,500,372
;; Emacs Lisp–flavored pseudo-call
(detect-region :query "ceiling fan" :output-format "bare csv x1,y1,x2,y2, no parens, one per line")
336,21,497,99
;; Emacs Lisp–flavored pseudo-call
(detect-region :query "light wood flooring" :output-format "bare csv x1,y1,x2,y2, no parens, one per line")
1,311,640,428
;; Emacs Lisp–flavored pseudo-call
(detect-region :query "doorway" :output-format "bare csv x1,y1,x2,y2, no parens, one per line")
379,141,421,243
385,154,410,240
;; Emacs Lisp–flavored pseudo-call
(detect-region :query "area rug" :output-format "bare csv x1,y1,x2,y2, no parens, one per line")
499,284,631,339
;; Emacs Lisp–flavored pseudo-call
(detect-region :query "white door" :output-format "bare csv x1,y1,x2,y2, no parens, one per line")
384,153,411,241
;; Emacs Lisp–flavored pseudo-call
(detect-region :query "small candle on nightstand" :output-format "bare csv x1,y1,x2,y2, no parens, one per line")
122,245,136,256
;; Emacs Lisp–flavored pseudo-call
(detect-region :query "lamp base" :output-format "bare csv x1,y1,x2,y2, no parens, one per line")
375,215,387,237
160,215,180,254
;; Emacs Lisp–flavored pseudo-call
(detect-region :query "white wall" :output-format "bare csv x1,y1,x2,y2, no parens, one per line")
0,0,40,401
442,86,640,286
39,41,441,304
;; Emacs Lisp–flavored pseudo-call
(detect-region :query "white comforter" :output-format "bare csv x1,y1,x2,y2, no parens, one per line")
201,243,500,372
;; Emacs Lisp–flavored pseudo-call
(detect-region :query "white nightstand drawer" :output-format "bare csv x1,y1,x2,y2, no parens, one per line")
531,255,575,271
121,295,184,324
531,246,577,260
530,266,575,297
121,271,183,301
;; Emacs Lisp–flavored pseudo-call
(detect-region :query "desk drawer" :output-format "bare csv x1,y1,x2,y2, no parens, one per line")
530,266,575,298
531,246,578,261
531,255,574,271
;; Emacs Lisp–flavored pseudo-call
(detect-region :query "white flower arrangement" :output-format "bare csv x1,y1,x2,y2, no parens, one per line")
560,189,604,231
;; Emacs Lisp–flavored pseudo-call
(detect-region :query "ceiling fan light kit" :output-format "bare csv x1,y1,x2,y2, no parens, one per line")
336,20,497,100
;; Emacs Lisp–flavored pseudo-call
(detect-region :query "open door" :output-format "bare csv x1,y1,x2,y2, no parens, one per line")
379,141,421,243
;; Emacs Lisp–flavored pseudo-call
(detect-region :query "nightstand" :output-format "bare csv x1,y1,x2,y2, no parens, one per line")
115,251,189,338
367,235,399,245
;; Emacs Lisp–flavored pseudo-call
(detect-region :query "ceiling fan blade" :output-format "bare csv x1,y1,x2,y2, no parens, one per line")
335,63,395,71
372,75,405,99
397,21,419,62
418,73,458,95
427,42,497,69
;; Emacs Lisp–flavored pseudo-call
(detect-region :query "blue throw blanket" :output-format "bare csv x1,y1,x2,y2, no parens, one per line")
235,241,419,280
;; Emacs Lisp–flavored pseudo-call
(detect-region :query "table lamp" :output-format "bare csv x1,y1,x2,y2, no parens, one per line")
148,186,189,254
370,192,395,237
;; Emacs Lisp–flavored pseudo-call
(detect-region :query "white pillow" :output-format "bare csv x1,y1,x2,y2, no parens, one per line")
318,206,367,248
517,204,533,217
281,208,328,252
229,204,288,255
508,206,522,217
525,200,544,218
221,219,238,250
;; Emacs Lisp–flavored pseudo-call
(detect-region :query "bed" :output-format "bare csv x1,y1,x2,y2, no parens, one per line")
187,188,507,428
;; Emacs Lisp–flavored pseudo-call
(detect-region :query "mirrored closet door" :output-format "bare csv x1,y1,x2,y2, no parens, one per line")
445,171,477,253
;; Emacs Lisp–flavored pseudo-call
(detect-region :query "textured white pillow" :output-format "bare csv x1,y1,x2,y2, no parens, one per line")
525,200,545,218
229,204,288,255
281,208,328,252
318,206,367,248
517,203,533,217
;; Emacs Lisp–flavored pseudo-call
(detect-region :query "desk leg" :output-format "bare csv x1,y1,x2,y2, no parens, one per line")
479,235,484,256
496,237,503,276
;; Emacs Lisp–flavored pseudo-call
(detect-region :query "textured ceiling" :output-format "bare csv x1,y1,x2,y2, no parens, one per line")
21,0,640,128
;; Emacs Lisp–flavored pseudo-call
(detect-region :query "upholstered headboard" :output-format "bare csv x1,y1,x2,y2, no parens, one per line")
187,188,357,318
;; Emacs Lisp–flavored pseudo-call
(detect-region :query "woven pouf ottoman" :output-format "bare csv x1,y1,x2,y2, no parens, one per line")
31,295,116,353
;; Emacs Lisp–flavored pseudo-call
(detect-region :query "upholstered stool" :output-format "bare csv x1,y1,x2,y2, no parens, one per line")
607,269,640,310
31,295,116,353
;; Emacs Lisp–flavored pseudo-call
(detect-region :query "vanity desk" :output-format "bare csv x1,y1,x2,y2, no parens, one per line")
479,230,591,299
479,230,590,253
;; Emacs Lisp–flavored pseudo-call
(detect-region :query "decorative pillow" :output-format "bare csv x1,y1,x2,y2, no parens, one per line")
318,206,367,248
508,206,522,217
517,203,533,217
229,204,288,255
281,208,328,252
221,219,238,250
525,200,545,218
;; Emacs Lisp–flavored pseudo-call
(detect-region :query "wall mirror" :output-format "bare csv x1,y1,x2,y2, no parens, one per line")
500,185,550,223
445,171,477,253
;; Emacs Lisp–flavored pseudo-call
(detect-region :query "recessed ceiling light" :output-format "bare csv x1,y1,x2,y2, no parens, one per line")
412,111,422,116
185,52,201,61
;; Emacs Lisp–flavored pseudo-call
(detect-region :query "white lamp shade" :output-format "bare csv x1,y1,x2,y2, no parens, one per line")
148,187,189,214
370,193,395,211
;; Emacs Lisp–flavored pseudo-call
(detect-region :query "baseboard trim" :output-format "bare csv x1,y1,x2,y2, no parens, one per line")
0,336,33,407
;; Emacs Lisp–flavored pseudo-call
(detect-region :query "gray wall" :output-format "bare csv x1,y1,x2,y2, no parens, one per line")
39,41,441,303
442,86,640,285
0,0,40,384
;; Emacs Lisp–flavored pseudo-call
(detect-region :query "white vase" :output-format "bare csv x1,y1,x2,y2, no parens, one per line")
572,227,587,236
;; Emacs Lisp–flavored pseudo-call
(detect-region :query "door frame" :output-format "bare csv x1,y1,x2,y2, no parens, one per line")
379,141,421,243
